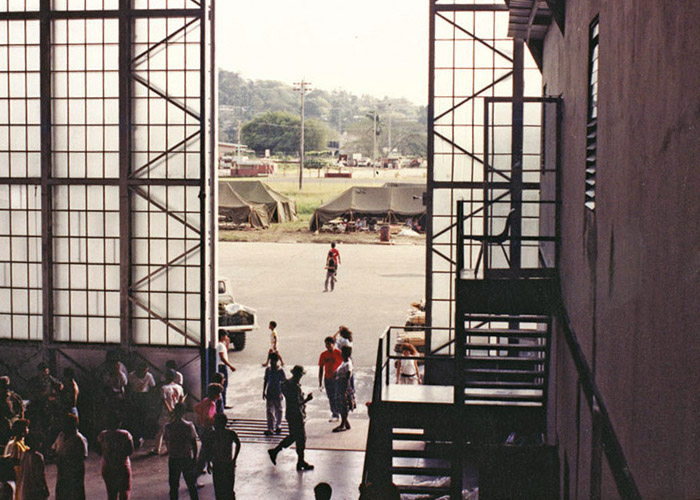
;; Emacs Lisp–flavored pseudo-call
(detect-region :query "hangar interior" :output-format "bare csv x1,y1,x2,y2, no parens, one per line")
3,1,695,499
0,0,214,413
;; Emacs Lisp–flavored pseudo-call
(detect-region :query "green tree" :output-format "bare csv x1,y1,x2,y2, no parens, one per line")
241,112,330,155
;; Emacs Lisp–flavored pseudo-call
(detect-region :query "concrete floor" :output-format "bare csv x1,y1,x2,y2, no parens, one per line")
36,242,425,500
44,442,366,500
220,241,425,368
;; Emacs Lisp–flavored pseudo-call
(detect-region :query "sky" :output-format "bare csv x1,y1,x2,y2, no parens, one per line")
215,0,429,105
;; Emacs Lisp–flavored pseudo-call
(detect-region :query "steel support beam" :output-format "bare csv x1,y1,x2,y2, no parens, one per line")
119,0,133,350
39,0,54,367
199,0,210,395
424,0,437,350
509,40,524,272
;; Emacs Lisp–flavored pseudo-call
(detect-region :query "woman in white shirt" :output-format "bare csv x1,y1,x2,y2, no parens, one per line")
396,343,421,385
333,326,353,349
333,346,355,433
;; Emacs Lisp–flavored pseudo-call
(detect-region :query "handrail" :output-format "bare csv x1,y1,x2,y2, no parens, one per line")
556,299,642,500
362,327,388,486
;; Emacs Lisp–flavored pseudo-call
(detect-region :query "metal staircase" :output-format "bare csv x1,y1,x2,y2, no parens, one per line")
363,316,558,499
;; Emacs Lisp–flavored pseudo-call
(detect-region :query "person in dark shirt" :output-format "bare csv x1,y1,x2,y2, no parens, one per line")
28,363,63,454
262,353,286,435
163,403,199,500
202,413,240,500
324,252,338,292
267,365,314,471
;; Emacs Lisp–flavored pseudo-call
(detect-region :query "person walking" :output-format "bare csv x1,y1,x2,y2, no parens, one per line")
50,414,88,500
333,326,353,350
262,353,286,435
193,383,222,476
396,343,422,385
323,252,338,292
216,331,237,409
127,363,156,449
96,415,133,500
318,337,342,421
203,413,241,500
267,365,314,471
151,369,184,456
16,433,48,500
262,321,284,367
163,403,199,500
333,346,355,433
328,242,341,268
333,327,355,391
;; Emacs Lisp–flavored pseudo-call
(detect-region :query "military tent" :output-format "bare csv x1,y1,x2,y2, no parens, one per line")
219,182,270,228
224,181,298,223
309,186,426,231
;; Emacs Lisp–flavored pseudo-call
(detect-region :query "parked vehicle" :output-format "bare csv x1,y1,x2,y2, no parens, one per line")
394,301,426,353
218,278,257,351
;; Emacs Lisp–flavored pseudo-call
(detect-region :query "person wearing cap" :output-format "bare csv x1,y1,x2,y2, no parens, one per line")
267,365,314,471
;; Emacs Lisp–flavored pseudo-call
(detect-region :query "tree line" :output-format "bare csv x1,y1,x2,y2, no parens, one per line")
219,70,427,158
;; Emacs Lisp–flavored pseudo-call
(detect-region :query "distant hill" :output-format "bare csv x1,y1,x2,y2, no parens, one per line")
218,70,427,157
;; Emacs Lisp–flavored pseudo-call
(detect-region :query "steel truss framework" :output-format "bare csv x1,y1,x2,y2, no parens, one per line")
425,0,542,350
0,0,211,390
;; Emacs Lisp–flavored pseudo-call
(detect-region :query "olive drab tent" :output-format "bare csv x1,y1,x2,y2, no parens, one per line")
224,180,298,223
218,182,271,228
309,185,426,231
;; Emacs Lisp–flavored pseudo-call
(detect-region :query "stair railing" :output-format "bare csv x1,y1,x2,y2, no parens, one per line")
555,302,642,500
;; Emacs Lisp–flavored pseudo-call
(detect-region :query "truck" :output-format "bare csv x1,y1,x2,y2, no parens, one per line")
218,278,258,351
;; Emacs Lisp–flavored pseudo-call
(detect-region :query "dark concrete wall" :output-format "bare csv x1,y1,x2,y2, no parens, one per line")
541,1,700,498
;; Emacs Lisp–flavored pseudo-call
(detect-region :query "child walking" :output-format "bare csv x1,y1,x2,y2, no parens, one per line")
262,321,285,367
262,353,286,435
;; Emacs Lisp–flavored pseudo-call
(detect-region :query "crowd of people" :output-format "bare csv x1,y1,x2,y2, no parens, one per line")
0,249,421,500
0,324,362,500
0,352,242,500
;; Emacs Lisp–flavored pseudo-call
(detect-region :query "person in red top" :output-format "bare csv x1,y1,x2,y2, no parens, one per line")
318,336,343,421
194,384,222,430
193,383,222,477
328,243,340,266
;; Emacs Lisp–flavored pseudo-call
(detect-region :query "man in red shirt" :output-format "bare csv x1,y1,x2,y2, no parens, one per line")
328,242,341,267
194,384,223,429
318,337,343,421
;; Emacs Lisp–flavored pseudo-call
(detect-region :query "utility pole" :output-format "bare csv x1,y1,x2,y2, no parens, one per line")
293,79,312,190
236,120,241,165
388,104,392,155
372,111,378,161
